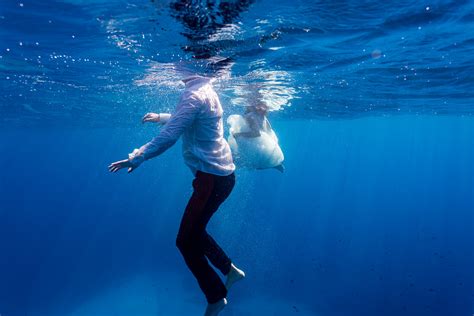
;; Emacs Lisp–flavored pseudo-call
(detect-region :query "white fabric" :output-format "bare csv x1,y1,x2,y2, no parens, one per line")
227,114,284,169
129,76,235,176
158,113,171,123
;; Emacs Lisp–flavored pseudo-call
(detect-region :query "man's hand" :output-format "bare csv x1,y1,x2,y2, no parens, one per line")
142,112,160,123
108,159,137,173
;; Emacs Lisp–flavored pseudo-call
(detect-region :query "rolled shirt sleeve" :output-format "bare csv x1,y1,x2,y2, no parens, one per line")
128,97,201,167
158,113,172,124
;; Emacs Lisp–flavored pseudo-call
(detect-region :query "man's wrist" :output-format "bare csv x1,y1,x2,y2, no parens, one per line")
128,149,145,167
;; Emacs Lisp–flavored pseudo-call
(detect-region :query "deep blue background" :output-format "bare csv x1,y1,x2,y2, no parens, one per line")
1,116,473,315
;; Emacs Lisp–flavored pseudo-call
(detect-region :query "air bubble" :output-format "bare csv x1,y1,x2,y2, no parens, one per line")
371,49,382,59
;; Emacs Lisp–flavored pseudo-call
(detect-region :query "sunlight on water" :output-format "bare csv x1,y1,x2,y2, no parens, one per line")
1,0,473,127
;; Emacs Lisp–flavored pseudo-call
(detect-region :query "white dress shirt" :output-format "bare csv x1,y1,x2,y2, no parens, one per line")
128,76,235,176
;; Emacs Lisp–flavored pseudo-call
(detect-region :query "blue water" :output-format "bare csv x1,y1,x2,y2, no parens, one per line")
1,1,473,316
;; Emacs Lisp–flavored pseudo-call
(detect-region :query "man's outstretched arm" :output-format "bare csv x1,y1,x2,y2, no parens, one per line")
108,98,201,173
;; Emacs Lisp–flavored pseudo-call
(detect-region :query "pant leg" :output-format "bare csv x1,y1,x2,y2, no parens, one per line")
201,173,235,275
176,171,234,303
203,232,232,275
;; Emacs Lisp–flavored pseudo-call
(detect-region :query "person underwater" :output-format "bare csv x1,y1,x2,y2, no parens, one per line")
227,103,285,172
109,75,245,316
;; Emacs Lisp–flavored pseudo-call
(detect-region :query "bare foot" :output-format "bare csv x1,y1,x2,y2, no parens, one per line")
225,263,246,291
204,298,227,316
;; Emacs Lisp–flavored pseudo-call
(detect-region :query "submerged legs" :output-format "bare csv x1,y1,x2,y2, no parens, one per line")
176,171,236,305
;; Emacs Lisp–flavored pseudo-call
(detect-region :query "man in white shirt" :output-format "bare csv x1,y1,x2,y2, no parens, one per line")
108,75,245,316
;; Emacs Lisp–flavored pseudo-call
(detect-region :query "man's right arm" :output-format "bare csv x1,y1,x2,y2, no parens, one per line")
142,112,172,124
157,113,171,124
128,98,201,167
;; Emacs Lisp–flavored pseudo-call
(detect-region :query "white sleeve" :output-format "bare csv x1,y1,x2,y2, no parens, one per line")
158,113,172,124
128,97,201,167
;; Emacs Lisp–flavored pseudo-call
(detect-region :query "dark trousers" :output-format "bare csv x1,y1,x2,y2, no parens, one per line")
176,170,235,304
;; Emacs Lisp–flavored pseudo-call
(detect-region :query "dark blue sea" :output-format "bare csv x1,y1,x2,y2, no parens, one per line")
1,0,473,315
